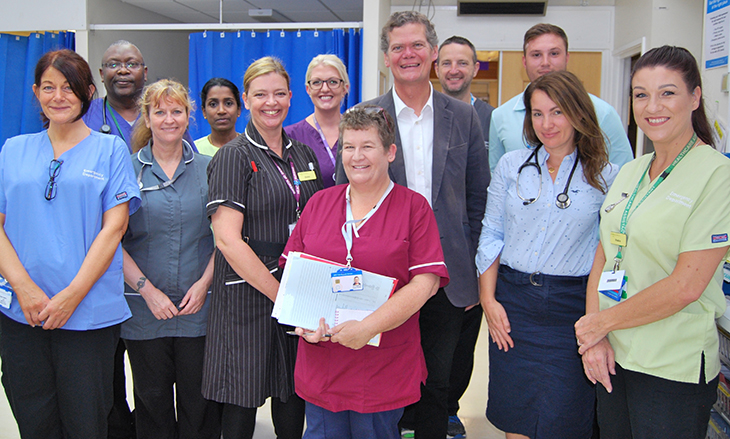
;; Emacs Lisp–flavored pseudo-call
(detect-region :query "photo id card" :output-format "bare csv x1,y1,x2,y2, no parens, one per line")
0,276,13,309
598,270,627,302
331,267,364,293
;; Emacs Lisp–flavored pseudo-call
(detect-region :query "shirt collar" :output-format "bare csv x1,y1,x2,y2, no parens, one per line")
136,138,195,166
513,83,534,112
392,83,434,117
536,145,578,167
244,119,292,151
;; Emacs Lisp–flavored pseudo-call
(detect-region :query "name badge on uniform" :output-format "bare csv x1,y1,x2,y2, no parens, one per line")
288,222,297,236
298,170,317,182
0,276,13,309
331,267,364,293
598,270,627,302
610,232,628,247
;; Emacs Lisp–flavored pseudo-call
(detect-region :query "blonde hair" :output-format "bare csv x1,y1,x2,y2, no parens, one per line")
131,79,193,153
305,54,349,88
243,57,290,95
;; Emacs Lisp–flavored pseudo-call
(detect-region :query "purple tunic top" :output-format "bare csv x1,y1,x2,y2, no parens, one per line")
285,119,337,188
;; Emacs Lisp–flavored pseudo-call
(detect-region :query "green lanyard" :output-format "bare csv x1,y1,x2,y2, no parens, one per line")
612,132,697,271
105,97,127,145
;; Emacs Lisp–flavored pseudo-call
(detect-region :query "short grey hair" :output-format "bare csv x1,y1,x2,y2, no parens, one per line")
380,11,438,54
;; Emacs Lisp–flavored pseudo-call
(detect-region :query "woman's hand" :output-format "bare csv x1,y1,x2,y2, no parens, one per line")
482,299,514,351
330,320,372,350
295,317,331,344
141,286,179,320
178,279,208,316
581,337,616,393
575,312,608,355
38,286,84,329
14,281,50,327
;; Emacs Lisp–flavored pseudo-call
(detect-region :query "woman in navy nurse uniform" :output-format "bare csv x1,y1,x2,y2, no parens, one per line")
0,49,140,438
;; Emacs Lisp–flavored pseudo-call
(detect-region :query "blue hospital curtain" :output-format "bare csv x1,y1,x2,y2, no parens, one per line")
188,28,361,140
0,32,75,147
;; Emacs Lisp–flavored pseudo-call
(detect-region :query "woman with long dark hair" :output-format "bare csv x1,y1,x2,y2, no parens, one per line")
479,70,618,439
576,45,730,439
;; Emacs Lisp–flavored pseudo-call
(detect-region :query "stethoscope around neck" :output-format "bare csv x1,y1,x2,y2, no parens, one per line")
516,145,579,209
100,96,112,134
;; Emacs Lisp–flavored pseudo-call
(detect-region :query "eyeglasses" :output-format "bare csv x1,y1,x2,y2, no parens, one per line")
45,159,63,201
307,78,344,90
102,61,145,71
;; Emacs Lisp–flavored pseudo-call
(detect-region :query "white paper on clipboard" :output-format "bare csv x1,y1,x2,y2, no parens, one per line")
273,252,397,347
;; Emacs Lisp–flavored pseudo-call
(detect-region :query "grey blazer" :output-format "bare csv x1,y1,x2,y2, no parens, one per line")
336,89,490,307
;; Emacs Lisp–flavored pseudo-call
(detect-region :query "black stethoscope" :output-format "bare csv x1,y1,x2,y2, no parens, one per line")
100,96,112,134
516,145,579,209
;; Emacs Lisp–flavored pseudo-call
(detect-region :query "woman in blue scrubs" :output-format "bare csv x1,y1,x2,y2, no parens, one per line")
0,49,140,438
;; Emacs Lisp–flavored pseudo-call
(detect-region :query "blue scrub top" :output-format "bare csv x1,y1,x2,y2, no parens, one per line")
0,130,141,330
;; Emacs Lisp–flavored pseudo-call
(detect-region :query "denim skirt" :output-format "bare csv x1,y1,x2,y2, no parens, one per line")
486,265,595,439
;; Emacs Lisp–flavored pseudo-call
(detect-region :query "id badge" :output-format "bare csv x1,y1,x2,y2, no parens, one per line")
598,270,627,302
0,276,13,309
288,222,297,236
610,232,627,247
331,267,364,293
298,170,317,181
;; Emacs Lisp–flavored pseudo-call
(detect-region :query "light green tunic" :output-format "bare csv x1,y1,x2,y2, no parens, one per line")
194,135,220,157
598,145,730,383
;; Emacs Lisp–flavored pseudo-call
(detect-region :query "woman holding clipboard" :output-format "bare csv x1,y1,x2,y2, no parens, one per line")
280,106,449,439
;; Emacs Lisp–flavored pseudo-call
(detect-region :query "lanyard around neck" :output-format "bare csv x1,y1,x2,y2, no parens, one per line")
613,132,697,268
341,181,394,268
274,159,301,216
313,115,337,166
104,97,127,144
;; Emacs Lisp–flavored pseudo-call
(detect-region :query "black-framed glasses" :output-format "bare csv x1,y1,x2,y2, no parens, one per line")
45,159,63,201
102,61,145,71
307,78,344,90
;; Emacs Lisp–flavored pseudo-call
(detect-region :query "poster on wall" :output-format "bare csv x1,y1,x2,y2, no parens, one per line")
705,0,730,69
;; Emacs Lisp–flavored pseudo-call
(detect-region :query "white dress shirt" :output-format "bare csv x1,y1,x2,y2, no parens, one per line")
392,85,435,205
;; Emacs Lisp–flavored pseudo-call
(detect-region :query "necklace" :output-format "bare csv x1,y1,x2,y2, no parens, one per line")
548,167,556,174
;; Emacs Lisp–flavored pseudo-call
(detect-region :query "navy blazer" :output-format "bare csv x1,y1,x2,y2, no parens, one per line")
336,89,490,307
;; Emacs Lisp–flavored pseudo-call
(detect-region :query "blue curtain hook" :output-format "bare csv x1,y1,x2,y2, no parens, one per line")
297,30,301,38
280,30,285,38
237,30,241,38
314,29,319,37
203,30,207,38
251,30,256,38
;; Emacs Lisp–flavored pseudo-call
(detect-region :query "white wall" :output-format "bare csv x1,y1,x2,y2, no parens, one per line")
651,0,704,59
0,0,86,31
391,5,614,52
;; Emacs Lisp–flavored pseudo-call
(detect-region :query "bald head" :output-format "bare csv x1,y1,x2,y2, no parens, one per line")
101,42,147,102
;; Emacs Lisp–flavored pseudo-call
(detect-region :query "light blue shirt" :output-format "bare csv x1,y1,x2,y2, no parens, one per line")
0,130,140,330
488,91,634,171
476,147,618,276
